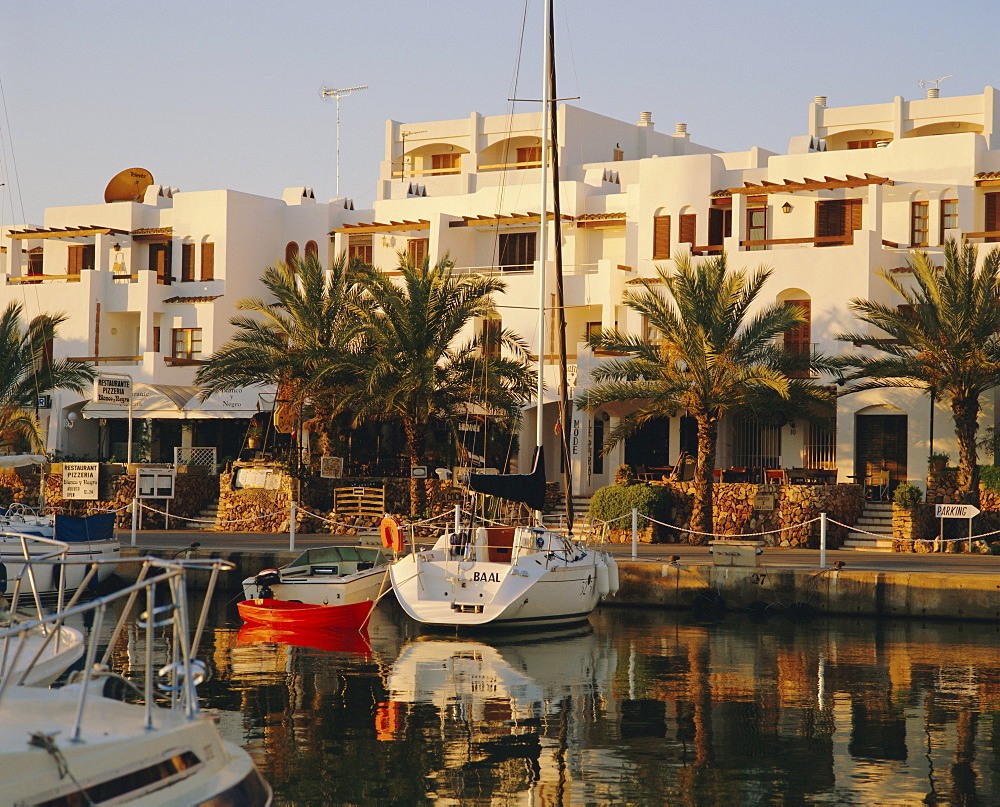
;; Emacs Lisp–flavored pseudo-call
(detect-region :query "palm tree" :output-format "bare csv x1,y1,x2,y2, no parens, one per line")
348,254,536,515
0,302,94,451
836,239,1000,506
195,253,370,467
578,253,831,539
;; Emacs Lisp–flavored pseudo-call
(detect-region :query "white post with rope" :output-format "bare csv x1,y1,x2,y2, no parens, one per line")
130,496,138,546
289,500,297,552
631,507,638,560
819,511,827,569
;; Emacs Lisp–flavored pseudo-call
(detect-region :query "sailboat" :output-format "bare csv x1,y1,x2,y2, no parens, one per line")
389,1,619,629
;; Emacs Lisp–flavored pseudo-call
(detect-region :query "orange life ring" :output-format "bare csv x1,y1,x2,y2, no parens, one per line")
379,515,405,553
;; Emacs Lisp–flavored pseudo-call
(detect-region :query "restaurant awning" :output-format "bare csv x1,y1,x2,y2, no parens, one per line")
183,386,275,419
82,384,198,419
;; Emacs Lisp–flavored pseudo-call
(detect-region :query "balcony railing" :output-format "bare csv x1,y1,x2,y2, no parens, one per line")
8,273,81,284
452,262,599,276
67,355,142,366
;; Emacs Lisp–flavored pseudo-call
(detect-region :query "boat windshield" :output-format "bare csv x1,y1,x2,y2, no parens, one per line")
288,546,387,567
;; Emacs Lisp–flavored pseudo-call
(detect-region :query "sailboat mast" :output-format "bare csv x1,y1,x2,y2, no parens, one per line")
535,0,551,453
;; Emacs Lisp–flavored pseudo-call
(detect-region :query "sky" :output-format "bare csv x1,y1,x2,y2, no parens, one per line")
0,0,995,224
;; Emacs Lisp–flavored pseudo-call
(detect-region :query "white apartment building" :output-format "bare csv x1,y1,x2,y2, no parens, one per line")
0,181,363,465
332,87,1000,495
5,86,1000,495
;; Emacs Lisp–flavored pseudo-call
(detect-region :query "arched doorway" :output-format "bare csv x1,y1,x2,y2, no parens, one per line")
855,406,907,488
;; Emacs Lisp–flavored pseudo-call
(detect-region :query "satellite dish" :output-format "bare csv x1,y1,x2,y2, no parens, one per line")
104,168,154,203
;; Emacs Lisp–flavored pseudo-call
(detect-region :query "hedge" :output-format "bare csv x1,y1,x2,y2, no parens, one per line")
589,482,673,526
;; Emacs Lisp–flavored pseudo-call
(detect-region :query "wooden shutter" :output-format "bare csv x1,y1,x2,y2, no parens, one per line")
783,300,811,353
408,238,429,267
200,242,215,281
152,326,161,353
678,214,696,246
652,215,671,259
67,245,83,276
516,146,541,167
181,243,195,282
846,199,862,241
986,193,1000,242
708,207,731,250
285,242,299,265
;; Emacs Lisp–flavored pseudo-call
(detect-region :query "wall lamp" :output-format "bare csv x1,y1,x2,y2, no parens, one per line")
781,202,793,214
65,411,78,429
113,242,121,252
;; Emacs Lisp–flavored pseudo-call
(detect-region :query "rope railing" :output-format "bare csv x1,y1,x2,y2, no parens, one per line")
827,517,1000,544
137,501,287,526
641,513,821,539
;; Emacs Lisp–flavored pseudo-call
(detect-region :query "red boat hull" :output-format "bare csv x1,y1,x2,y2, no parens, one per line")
238,598,373,629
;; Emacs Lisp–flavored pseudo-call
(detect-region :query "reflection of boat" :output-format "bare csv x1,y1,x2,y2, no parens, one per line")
242,542,391,606
237,624,373,656
0,508,119,594
238,598,372,630
0,557,273,805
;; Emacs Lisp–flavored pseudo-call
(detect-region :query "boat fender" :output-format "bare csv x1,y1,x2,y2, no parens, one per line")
379,515,406,554
474,527,489,562
605,555,620,595
596,557,611,597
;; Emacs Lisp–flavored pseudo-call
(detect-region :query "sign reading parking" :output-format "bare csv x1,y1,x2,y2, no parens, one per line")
935,503,981,519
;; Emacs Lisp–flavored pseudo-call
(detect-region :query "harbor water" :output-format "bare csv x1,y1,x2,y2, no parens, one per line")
93,596,1000,805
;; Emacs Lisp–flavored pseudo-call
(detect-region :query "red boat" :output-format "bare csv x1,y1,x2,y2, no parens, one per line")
238,598,373,630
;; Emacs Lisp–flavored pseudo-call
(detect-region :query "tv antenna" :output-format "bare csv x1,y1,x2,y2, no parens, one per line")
320,84,368,197
918,75,953,97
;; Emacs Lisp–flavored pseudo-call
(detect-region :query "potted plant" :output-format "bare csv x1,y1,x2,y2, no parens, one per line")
246,424,264,450
928,452,949,473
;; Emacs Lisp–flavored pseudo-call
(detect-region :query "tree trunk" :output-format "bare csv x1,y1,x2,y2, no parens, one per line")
403,417,428,516
952,394,981,506
691,413,719,542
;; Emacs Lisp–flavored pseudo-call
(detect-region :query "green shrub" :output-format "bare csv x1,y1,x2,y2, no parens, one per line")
980,465,1000,494
589,482,673,526
614,464,636,485
893,482,923,509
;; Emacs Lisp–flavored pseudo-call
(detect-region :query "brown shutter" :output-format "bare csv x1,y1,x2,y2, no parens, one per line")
67,246,82,276
652,215,671,259
152,326,161,353
846,198,862,242
181,243,195,282
678,213,696,246
408,238,429,266
200,242,214,281
783,300,811,355
986,193,1000,242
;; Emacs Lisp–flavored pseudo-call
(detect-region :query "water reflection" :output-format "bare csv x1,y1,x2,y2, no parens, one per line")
80,592,1000,805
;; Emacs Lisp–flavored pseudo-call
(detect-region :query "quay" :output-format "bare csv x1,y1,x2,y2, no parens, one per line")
117,529,1000,623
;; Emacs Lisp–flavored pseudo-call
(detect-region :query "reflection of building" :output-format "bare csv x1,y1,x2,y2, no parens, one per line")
0,184,362,461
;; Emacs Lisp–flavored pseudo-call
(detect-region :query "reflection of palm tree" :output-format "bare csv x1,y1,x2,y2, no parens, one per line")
837,240,1000,506
579,254,825,537
348,255,535,515
195,253,369,466
0,302,94,451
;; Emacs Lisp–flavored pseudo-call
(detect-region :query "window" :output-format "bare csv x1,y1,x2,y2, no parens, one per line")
200,242,215,281
67,244,95,276
986,192,1000,242
348,234,373,264
613,147,624,162
847,140,880,149
407,237,429,267
746,201,767,251
708,205,732,251
150,243,172,285
181,243,195,282
585,321,602,342
171,328,202,360
482,317,502,359
678,213,696,247
285,241,299,265
304,240,319,261
498,232,536,271
652,215,671,259
431,153,460,175
910,201,929,247
152,326,161,353
516,146,541,167
593,416,605,475
27,250,42,283
804,417,836,470
782,299,811,376
642,315,663,344
939,199,958,244
815,199,862,246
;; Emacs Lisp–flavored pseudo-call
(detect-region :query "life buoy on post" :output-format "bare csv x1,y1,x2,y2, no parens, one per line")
379,515,405,554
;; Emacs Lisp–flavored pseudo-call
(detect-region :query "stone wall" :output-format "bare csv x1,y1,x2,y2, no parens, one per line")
906,467,1000,550
640,481,864,548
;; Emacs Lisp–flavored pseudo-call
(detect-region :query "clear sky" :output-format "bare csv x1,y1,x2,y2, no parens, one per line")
0,0,993,224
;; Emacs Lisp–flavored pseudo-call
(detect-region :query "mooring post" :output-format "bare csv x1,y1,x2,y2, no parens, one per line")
289,500,297,552
819,511,827,569
454,504,461,534
631,507,638,560
131,496,138,546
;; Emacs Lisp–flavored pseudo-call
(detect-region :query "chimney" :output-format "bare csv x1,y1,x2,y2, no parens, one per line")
674,123,688,135
814,96,828,107
927,87,940,99
638,111,653,126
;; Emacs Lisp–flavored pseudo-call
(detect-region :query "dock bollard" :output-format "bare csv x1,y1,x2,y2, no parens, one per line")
820,511,827,569
631,508,638,560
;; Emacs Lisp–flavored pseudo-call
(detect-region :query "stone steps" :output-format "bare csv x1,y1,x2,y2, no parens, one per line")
194,499,219,531
842,501,895,551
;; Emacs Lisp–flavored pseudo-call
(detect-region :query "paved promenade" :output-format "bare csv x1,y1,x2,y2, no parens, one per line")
119,528,1000,576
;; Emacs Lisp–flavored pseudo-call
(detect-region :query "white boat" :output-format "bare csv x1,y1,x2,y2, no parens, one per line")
242,541,392,607
390,525,618,628
0,506,120,593
390,1,617,630
0,555,273,805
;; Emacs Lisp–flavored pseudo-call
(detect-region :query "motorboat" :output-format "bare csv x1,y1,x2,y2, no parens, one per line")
389,522,618,628
0,507,120,594
238,597,373,630
242,541,392,607
0,624,84,687
0,555,273,805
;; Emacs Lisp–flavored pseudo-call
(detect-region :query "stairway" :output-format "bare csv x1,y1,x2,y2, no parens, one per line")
194,498,220,531
842,501,895,551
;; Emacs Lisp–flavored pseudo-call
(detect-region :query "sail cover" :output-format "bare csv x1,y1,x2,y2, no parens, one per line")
468,447,546,511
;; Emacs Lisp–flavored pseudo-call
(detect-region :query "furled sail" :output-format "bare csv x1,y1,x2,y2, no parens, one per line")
468,446,546,512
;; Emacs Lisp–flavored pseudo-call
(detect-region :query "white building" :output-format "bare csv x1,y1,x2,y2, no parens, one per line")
0,180,363,465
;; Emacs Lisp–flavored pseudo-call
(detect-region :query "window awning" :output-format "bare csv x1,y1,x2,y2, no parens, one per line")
330,220,429,235
83,383,198,419
711,173,893,197
449,211,571,228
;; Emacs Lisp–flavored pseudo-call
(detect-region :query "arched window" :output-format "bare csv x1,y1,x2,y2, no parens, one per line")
285,241,299,265
304,240,319,261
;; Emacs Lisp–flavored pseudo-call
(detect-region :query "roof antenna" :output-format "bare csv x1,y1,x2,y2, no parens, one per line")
320,84,368,197
918,75,953,99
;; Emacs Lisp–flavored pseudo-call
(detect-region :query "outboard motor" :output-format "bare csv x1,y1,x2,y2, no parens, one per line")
254,569,280,600
448,531,469,559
